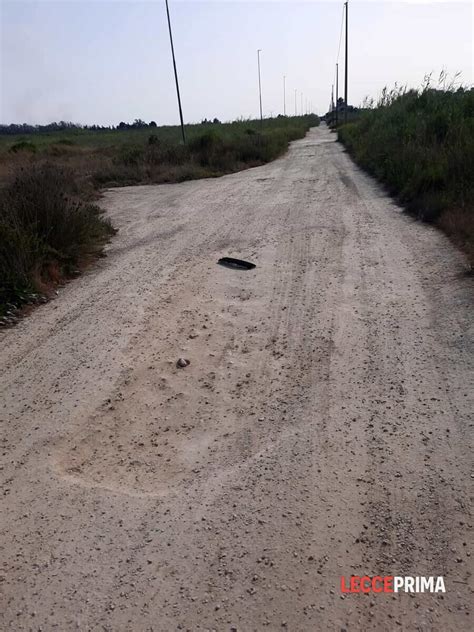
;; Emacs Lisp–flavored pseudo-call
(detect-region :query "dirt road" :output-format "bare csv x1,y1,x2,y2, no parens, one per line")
1,126,472,631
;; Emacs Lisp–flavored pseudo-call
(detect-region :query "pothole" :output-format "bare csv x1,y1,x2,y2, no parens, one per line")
217,257,256,270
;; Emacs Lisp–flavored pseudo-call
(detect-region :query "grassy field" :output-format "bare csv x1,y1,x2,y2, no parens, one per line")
338,85,474,265
0,115,319,188
0,115,319,318
0,116,317,150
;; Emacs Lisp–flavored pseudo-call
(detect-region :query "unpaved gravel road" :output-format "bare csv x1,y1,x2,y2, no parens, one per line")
1,126,473,631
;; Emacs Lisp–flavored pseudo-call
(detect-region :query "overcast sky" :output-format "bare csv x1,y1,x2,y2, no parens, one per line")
0,0,472,126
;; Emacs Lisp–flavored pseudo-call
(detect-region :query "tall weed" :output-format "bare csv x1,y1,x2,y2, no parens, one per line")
338,82,473,262
0,164,116,310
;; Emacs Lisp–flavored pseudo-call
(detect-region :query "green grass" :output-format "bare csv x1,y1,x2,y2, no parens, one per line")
338,84,474,264
0,115,318,152
92,117,319,186
0,164,116,316
0,115,319,188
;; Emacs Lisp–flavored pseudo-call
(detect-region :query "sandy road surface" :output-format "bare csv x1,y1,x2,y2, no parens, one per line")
1,126,473,631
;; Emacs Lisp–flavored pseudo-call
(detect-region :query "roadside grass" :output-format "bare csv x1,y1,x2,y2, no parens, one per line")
0,115,319,316
0,164,116,317
0,115,319,187
337,82,474,265
0,115,318,151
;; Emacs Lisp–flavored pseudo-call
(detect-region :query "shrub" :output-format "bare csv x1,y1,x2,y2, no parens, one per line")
46,143,77,157
189,131,224,166
114,147,144,166
92,164,145,186
338,85,474,262
145,142,189,166
9,140,37,153
0,164,116,310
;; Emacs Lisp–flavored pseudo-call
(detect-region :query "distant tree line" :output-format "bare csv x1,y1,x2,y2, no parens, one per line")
116,119,157,130
0,114,311,136
0,119,159,135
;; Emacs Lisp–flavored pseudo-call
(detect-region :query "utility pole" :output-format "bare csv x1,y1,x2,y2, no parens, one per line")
344,0,349,123
283,75,286,116
294,89,297,116
300,92,303,116
257,49,263,126
335,62,339,126
165,0,186,144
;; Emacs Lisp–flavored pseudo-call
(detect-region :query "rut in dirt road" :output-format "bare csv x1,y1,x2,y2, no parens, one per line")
1,126,472,631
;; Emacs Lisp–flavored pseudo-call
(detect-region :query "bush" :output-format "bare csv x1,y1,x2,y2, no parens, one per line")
9,140,37,153
338,86,474,261
93,164,145,187
189,131,224,166
0,164,116,310
145,142,190,166
115,147,144,166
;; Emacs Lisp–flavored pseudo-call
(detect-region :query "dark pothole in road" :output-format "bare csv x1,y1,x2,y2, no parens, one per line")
217,257,256,270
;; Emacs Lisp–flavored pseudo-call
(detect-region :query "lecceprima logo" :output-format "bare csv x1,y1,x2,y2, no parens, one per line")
341,576,446,594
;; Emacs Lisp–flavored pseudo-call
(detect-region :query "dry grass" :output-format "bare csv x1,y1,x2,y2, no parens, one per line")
338,81,474,266
437,206,474,266
0,164,116,315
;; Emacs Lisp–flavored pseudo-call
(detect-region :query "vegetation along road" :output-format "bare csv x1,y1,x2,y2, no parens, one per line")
1,125,472,630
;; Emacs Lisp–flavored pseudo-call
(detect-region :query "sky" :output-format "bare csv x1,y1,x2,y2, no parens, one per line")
0,0,472,126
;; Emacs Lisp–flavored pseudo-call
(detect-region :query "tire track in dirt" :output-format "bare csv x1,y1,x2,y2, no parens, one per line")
1,126,472,631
